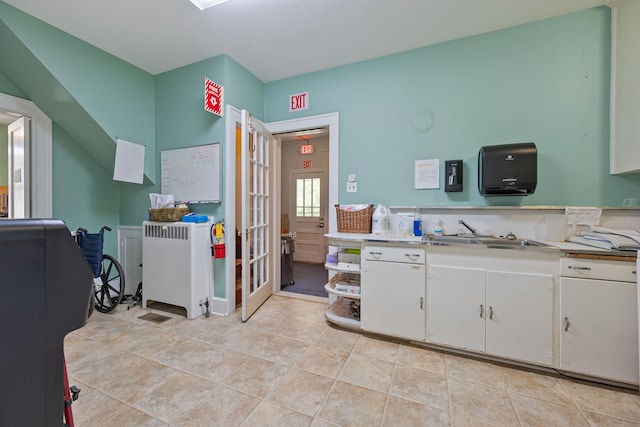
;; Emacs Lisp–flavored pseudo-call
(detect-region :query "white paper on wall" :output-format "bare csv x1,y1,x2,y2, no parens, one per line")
113,138,145,184
415,159,440,189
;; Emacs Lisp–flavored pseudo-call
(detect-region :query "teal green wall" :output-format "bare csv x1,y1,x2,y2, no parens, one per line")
0,1,156,182
138,54,264,297
265,7,640,207
2,3,640,300
0,0,154,255
52,124,120,255
0,69,23,97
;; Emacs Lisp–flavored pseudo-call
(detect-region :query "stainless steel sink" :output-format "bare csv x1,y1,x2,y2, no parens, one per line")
424,234,556,249
479,238,554,248
423,235,484,244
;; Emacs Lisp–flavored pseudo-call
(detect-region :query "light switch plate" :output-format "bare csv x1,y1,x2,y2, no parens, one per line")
346,181,357,193
347,174,356,182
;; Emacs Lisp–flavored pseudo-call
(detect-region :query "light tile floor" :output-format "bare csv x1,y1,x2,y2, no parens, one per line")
65,295,640,426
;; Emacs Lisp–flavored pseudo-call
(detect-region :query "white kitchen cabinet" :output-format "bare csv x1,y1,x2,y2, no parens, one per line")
560,257,638,384
427,265,485,351
426,249,555,366
610,0,640,174
485,271,554,365
361,244,426,341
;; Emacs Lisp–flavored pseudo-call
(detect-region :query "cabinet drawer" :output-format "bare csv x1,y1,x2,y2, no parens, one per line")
363,245,425,264
560,257,637,282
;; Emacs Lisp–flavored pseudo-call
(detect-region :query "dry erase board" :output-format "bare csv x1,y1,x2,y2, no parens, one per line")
161,143,221,203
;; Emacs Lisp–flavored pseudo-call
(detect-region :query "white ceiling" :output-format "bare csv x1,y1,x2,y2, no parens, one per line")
3,0,608,83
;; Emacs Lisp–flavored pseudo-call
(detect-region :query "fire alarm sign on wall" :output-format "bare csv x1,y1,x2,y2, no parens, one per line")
204,78,224,116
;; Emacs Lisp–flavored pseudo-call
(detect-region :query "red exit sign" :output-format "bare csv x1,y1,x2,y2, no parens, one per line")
303,160,312,168
289,92,309,112
300,144,313,155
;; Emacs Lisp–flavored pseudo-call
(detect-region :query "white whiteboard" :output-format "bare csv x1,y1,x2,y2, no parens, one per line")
161,143,221,203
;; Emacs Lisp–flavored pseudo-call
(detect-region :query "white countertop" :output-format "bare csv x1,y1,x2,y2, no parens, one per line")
325,232,636,258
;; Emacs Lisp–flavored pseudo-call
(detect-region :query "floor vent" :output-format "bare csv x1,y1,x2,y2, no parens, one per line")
138,313,172,324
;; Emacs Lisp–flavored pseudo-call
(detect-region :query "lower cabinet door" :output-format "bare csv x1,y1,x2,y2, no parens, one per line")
427,265,485,352
362,260,425,341
485,271,554,366
560,277,638,384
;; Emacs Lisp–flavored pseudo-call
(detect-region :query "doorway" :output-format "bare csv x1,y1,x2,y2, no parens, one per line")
0,112,14,217
0,93,53,219
268,113,339,302
223,110,339,316
278,130,329,298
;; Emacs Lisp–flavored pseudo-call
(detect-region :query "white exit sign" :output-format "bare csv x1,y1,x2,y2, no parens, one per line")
300,144,314,155
289,92,309,112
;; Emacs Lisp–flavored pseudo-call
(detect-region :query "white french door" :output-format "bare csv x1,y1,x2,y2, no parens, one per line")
7,116,30,218
241,110,276,321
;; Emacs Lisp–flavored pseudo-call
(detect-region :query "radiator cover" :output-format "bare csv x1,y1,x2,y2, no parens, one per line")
142,221,213,319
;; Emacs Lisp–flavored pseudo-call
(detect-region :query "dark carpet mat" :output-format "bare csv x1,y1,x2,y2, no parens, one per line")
284,261,328,297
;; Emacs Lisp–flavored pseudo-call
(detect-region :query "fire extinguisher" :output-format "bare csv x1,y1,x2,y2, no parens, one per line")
211,221,226,258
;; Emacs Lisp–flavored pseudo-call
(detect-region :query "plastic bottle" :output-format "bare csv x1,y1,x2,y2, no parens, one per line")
371,204,389,235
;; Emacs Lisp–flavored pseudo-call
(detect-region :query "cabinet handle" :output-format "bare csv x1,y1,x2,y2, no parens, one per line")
564,317,570,332
480,304,484,318
420,297,424,309
405,253,421,260
568,266,591,271
489,306,494,320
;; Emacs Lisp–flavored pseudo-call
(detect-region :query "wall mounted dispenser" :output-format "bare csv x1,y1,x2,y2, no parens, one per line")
445,160,463,192
478,142,537,196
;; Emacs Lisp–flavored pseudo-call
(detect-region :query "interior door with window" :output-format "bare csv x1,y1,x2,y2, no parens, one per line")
241,110,276,321
290,170,327,263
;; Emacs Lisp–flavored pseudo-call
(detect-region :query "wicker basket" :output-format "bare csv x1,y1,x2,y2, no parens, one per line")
335,204,373,233
150,207,190,222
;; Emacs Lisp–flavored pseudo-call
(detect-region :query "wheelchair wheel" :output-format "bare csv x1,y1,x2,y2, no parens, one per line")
94,254,125,313
87,292,94,318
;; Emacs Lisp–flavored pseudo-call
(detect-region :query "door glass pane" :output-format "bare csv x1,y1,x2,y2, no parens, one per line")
296,178,320,217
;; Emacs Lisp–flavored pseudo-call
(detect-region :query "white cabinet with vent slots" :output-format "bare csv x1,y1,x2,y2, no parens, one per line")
426,247,556,367
142,221,214,319
361,244,426,341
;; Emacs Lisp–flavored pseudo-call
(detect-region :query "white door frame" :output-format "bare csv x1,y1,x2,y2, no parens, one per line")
223,108,339,315
0,93,52,218
268,113,340,233
8,117,30,218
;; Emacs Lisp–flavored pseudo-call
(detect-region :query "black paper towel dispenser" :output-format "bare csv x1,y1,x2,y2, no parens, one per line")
478,142,537,196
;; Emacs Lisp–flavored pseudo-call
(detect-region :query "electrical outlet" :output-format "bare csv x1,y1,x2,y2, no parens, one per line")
346,181,357,193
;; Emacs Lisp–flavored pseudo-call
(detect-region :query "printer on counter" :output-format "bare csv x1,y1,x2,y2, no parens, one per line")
478,142,537,196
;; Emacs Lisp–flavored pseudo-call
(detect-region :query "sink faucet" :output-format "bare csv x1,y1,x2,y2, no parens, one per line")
458,219,476,235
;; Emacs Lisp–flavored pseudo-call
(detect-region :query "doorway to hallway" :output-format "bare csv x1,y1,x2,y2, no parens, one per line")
0,93,53,219
267,113,339,299
277,128,329,298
